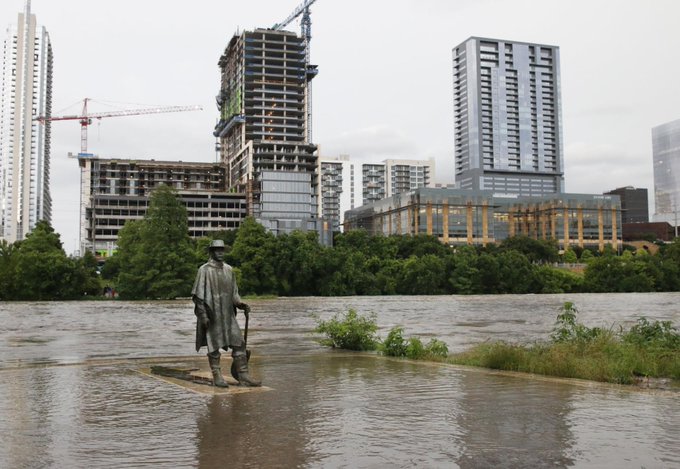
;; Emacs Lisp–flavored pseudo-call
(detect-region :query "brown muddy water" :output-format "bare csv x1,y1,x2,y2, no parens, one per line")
1,293,679,468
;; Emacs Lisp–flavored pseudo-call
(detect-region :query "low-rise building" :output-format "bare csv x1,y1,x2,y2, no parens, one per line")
344,188,622,251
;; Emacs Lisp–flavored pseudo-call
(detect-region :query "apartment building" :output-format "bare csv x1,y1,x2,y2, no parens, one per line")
319,154,353,232
362,158,434,205
0,1,53,242
453,37,564,196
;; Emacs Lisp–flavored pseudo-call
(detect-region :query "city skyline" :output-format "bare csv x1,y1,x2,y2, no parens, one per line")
0,0,677,253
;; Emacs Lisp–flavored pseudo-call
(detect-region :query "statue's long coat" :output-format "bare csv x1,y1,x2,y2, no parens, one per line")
191,259,244,353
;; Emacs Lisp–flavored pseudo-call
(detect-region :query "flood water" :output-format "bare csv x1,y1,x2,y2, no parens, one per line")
1,293,679,468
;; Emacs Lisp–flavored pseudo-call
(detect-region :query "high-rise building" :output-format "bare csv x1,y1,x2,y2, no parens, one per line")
604,186,649,224
319,154,354,233
0,1,53,242
652,119,680,227
362,158,434,206
452,37,564,196
214,28,319,235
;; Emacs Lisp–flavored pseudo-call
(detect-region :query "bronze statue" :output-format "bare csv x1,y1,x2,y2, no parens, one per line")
192,239,261,387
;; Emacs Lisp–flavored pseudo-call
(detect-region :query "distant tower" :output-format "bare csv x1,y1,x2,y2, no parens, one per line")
319,154,354,232
605,186,649,223
0,0,53,242
452,37,564,196
652,119,680,227
214,28,318,235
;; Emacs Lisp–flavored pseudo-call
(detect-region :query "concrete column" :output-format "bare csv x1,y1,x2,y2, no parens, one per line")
508,209,516,237
414,203,419,234
612,207,618,249
407,207,412,235
551,206,557,240
466,202,473,245
598,206,605,251
426,203,433,235
541,205,548,239
480,203,489,246
396,207,402,234
577,206,584,247
442,203,449,244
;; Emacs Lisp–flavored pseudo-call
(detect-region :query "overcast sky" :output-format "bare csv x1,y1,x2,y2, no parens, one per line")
2,0,679,254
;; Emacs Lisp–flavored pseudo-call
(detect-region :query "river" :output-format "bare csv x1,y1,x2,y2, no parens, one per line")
1,293,678,468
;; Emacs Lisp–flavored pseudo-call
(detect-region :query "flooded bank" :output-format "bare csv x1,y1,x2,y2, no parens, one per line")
1,293,679,467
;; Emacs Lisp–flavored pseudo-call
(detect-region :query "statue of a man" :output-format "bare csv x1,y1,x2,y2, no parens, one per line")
191,239,261,387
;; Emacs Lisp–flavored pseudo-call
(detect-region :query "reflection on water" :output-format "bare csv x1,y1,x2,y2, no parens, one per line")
1,293,679,467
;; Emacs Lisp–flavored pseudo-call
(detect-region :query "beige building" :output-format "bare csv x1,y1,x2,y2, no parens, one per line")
345,188,622,251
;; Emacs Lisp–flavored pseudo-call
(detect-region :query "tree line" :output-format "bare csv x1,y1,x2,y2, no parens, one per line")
2,184,680,300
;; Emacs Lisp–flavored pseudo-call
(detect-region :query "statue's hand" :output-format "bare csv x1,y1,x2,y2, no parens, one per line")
241,303,251,318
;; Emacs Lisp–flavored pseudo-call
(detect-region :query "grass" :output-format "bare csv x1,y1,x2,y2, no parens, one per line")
314,303,679,386
448,304,680,385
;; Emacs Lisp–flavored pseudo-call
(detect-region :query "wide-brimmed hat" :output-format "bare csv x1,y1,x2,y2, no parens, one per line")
209,239,225,249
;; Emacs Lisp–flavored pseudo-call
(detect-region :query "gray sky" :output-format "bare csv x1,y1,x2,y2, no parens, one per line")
2,0,679,254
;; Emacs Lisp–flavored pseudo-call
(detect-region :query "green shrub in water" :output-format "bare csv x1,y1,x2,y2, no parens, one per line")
551,302,605,344
381,326,449,359
314,309,379,351
623,317,680,349
381,326,408,357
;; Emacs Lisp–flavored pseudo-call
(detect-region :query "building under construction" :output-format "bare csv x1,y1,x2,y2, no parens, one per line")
214,28,319,235
77,155,245,256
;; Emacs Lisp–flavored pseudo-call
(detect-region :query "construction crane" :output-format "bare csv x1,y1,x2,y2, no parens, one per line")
273,0,318,142
34,98,202,156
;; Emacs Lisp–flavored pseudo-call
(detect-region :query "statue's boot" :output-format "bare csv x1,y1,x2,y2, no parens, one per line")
233,350,261,387
208,353,229,388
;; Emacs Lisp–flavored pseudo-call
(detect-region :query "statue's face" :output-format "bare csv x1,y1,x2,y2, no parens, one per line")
210,248,225,262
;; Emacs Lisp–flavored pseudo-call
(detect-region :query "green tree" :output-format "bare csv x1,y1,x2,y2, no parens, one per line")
70,251,103,297
273,230,323,295
114,185,195,299
448,246,481,294
497,250,535,293
0,239,17,299
499,236,559,263
562,249,578,264
230,217,277,295
11,220,78,300
396,254,447,294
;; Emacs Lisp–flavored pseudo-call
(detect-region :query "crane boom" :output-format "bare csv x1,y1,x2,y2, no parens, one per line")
272,0,317,30
34,98,202,155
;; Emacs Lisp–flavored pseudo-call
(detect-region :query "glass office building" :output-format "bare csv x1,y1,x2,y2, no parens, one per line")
652,119,680,226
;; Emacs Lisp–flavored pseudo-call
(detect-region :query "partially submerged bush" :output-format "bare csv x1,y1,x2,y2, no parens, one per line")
551,302,606,343
623,317,680,349
314,309,379,351
381,326,448,359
